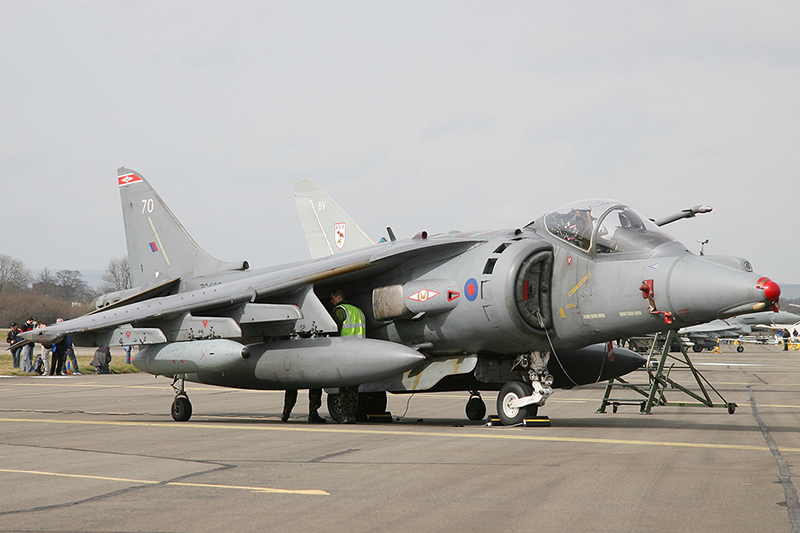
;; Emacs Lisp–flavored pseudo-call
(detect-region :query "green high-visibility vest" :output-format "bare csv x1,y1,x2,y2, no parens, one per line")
334,304,366,338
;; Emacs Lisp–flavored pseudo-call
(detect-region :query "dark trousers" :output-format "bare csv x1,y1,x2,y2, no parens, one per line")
340,385,359,416
65,347,79,372
51,350,66,376
283,389,322,416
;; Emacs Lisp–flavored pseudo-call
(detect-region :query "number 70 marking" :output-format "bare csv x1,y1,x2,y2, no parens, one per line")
141,199,154,214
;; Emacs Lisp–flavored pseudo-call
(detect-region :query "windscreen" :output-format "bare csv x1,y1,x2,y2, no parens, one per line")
541,199,676,255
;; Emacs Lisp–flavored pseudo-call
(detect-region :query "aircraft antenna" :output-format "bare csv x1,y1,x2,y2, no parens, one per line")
698,239,709,256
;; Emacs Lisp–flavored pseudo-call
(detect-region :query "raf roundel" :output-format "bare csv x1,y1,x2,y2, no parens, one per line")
464,278,478,301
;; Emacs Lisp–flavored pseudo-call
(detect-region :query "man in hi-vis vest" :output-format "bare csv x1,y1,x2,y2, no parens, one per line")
331,288,366,424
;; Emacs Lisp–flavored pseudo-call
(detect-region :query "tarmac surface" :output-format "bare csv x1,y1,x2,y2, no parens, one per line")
1,343,799,532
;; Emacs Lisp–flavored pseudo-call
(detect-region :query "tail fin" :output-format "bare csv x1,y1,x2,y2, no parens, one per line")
294,179,374,258
118,168,248,288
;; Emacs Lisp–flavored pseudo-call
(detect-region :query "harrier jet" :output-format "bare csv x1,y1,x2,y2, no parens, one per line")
22,169,781,424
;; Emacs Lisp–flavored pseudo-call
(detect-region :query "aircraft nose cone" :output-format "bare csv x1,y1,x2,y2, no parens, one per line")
757,277,781,308
666,256,778,324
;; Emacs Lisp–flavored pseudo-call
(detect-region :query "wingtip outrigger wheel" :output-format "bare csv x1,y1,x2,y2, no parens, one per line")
465,391,486,421
171,374,192,421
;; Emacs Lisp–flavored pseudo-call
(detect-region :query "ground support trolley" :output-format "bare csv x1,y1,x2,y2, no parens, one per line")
596,330,736,415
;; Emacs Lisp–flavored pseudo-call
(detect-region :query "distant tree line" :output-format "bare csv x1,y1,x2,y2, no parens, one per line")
0,254,131,326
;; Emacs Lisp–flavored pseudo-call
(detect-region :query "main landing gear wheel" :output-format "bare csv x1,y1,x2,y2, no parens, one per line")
692,344,703,353
496,381,538,426
172,395,192,421
737,345,744,353
465,395,486,421
327,392,344,422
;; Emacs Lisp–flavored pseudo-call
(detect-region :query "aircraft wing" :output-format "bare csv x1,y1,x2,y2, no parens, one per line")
21,234,485,347
680,319,738,335
753,322,798,331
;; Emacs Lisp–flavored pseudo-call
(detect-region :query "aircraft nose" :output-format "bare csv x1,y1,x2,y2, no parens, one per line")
756,277,781,309
665,256,780,325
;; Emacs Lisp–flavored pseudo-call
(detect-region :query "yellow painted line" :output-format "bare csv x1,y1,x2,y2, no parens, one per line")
0,468,328,496
0,382,283,394
0,468,158,484
567,272,592,297
0,417,794,454
167,482,327,495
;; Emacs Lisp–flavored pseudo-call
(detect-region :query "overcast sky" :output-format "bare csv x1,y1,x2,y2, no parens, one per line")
2,1,799,286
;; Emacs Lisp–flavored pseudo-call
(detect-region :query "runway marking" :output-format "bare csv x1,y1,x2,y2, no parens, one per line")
2,417,798,454
0,468,328,496
0,382,282,393
695,362,764,367
165,482,327,495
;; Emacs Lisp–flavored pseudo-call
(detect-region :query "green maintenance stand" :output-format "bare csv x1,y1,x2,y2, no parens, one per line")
597,329,736,415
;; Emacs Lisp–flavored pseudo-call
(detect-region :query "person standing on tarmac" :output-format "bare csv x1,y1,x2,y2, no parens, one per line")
281,389,326,423
56,318,81,375
19,318,36,374
330,288,366,424
7,323,22,369
50,335,68,376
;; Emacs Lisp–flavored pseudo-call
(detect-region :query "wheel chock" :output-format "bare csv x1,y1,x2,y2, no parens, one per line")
486,415,551,427
366,411,393,423
523,416,551,427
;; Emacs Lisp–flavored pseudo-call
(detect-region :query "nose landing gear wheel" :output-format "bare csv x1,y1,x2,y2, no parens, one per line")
172,396,192,421
497,381,537,426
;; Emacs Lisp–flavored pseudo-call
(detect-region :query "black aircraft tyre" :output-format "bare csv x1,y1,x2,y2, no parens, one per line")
327,391,387,422
327,393,343,422
465,396,487,421
737,345,744,352
171,396,192,422
497,381,536,426
692,344,703,353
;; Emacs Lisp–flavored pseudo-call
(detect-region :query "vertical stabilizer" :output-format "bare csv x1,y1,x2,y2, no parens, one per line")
118,168,248,288
294,179,374,258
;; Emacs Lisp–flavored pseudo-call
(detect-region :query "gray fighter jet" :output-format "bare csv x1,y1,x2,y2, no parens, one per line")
681,310,800,352
22,168,782,425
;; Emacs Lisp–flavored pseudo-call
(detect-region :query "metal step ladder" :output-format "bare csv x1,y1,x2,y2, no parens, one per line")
596,329,737,414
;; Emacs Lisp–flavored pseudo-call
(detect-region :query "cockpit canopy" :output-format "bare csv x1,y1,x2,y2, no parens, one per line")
534,199,677,255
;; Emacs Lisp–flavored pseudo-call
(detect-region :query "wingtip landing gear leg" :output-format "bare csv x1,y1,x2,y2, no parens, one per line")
171,375,192,421
466,391,486,421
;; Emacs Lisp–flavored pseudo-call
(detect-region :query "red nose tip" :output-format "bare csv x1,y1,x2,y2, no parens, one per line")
757,277,781,303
